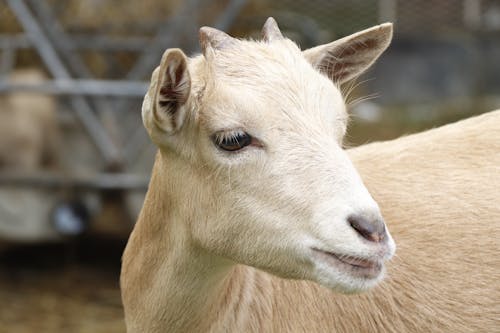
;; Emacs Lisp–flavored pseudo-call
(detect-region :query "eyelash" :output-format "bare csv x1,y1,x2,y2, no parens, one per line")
211,129,253,152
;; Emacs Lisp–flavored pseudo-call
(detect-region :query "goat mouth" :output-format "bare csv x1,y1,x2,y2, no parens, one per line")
311,248,383,279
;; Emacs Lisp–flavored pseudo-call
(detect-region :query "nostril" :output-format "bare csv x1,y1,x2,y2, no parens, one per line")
348,214,386,243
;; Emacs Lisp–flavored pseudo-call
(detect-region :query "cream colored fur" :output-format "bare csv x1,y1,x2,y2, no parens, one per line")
0,69,61,242
0,69,59,170
121,20,499,332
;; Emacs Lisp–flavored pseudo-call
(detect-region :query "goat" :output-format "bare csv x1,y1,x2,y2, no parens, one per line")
0,69,59,170
0,69,63,242
121,18,499,332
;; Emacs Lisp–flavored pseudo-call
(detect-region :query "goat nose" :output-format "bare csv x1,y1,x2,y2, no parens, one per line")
348,214,386,243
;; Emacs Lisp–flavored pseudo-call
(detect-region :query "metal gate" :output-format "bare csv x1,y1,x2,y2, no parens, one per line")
0,0,248,240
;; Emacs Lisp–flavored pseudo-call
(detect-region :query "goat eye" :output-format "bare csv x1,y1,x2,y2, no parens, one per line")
212,131,252,152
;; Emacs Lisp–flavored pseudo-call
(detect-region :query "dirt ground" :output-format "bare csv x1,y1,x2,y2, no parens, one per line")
0,236,127,333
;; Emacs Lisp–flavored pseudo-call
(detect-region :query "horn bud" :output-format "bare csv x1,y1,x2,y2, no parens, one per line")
262,17,284,42
199,26,236,56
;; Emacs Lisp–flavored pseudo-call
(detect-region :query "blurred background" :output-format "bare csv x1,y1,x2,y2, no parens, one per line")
0,0,499,331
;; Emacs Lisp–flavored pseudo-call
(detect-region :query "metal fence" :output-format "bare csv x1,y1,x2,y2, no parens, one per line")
0,0,250,240
0,0,499,239
2,0,248,166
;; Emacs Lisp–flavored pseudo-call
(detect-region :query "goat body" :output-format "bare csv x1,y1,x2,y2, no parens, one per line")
121,17,499,332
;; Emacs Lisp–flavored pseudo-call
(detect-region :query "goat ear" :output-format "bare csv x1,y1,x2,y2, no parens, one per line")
303,23,393,84
151,48,191,133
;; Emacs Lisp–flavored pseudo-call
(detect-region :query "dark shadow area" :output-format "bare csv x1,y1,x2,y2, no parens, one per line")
0,236,127,333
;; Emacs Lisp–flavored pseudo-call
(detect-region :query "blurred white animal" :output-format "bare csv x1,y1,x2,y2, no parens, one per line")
0,69,62,242
0,69,59,170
